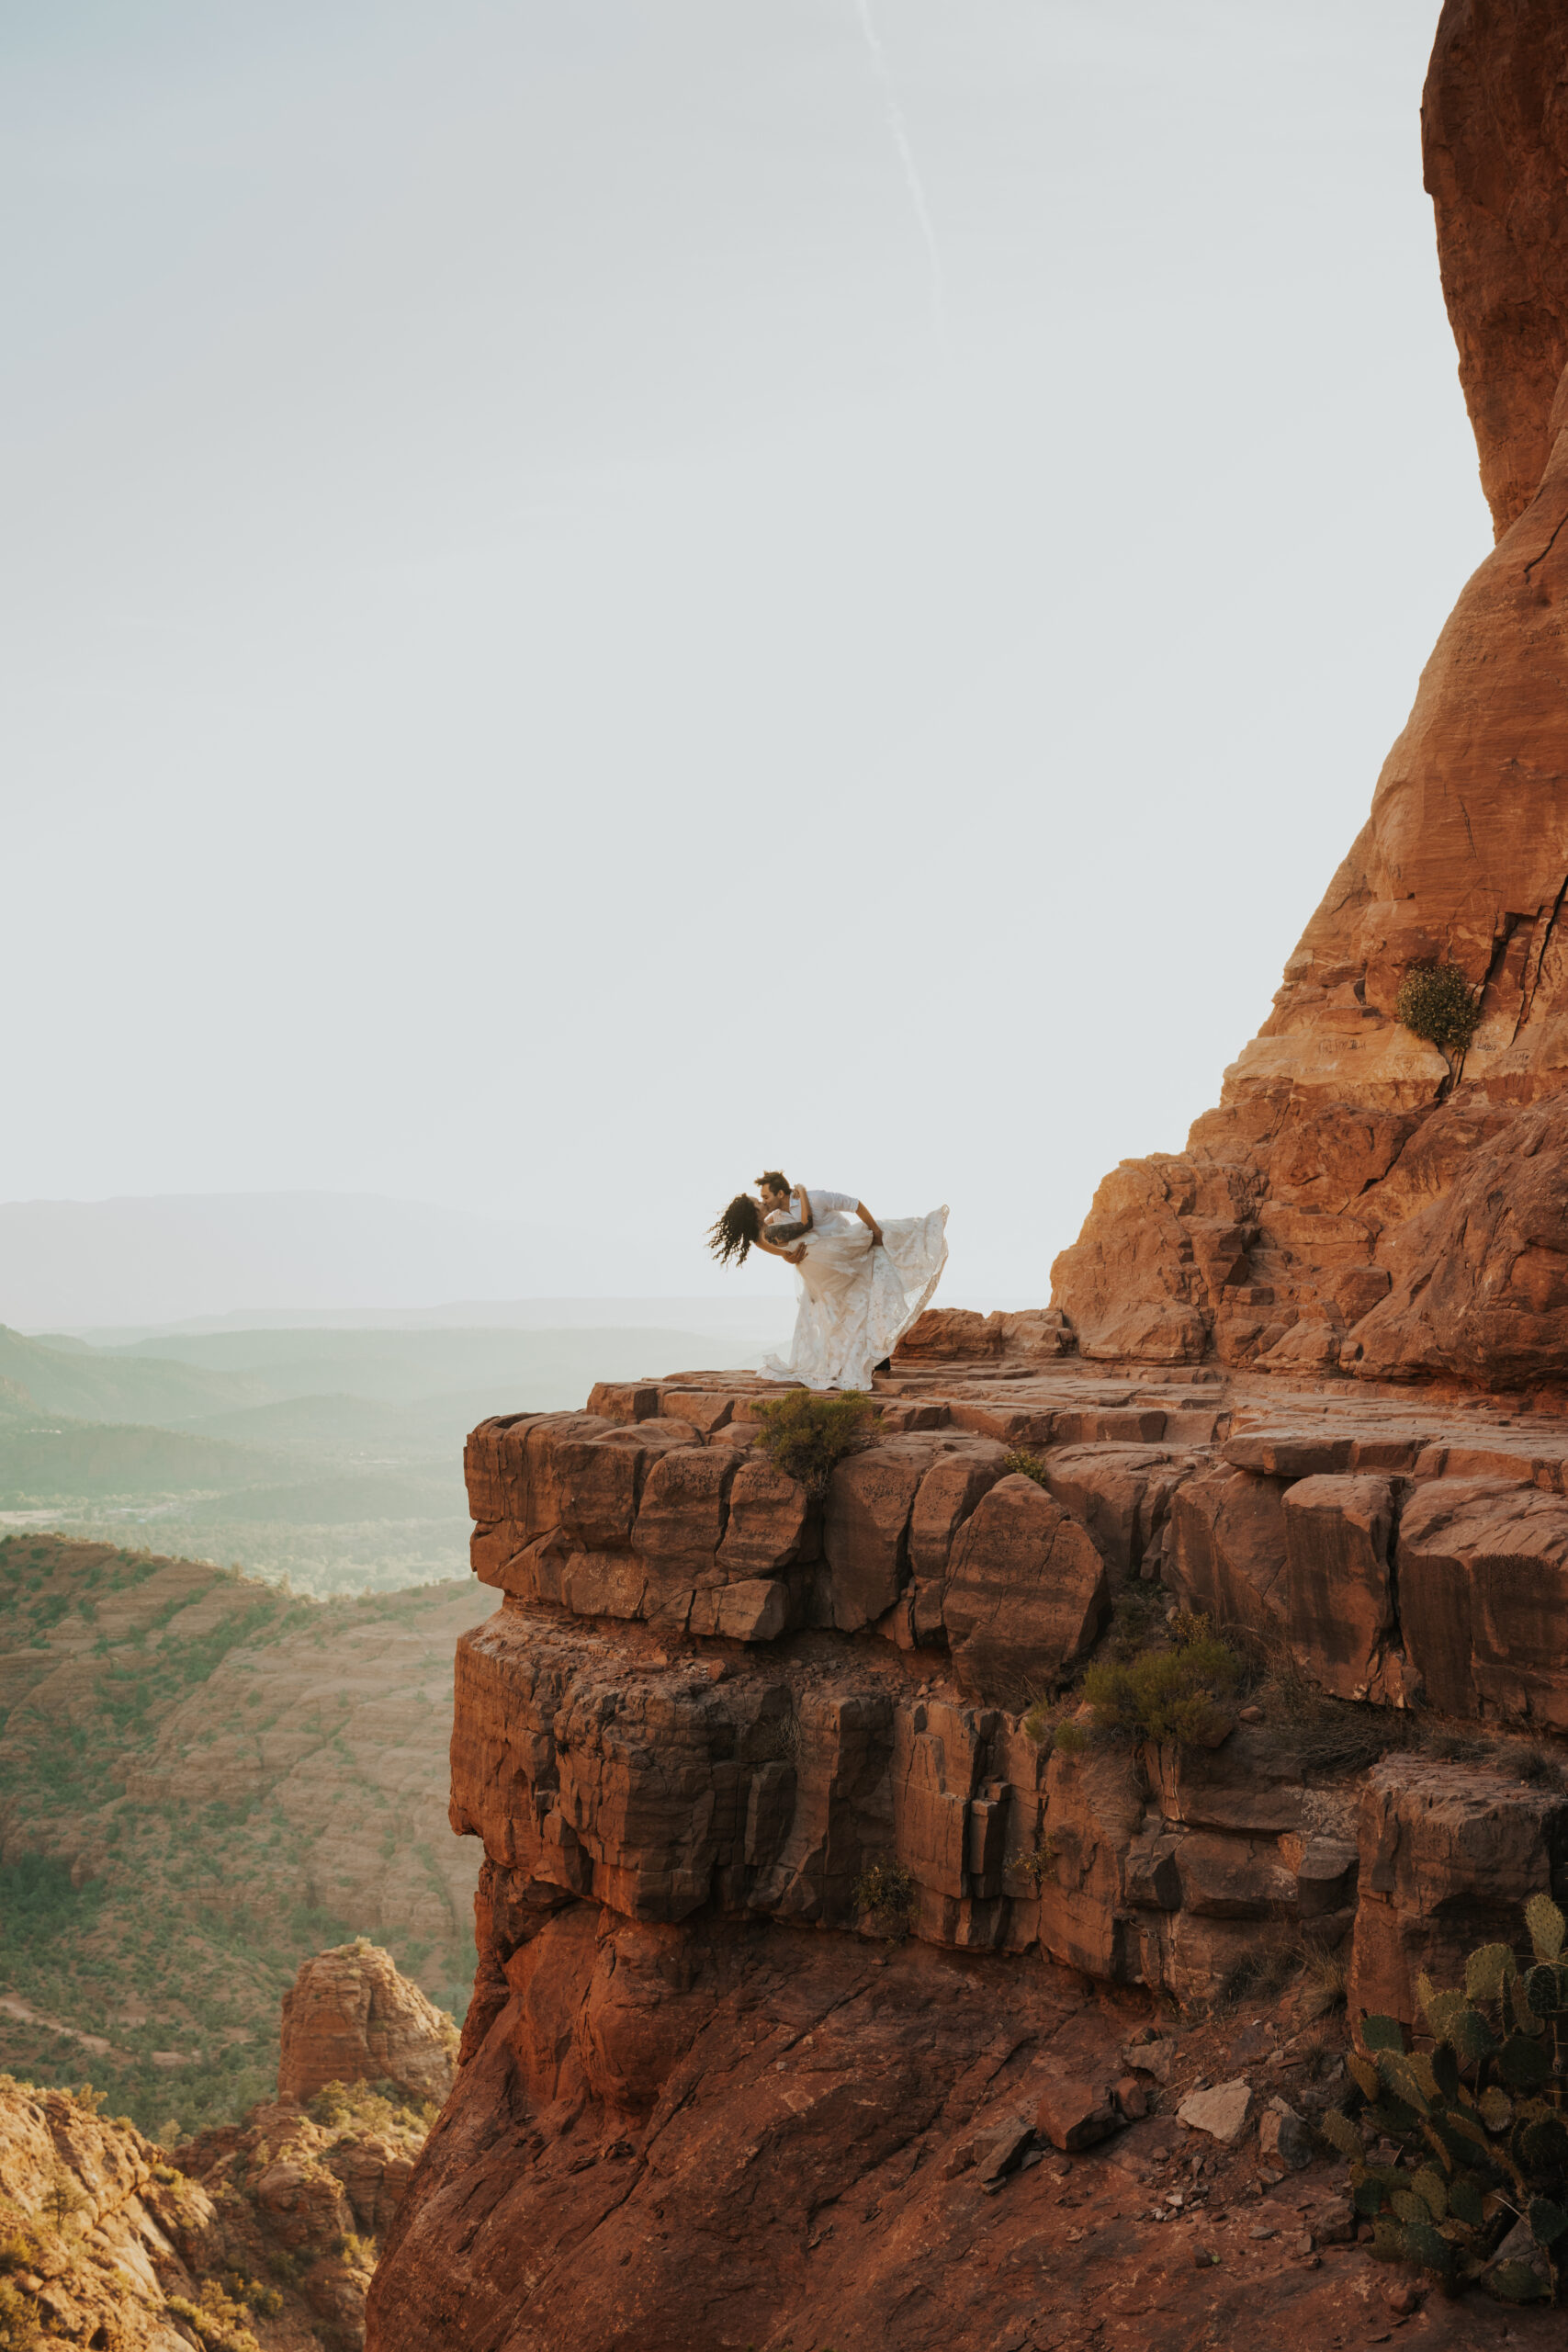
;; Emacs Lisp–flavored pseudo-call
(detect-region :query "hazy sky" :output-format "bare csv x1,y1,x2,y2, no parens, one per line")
4,1,1489,1306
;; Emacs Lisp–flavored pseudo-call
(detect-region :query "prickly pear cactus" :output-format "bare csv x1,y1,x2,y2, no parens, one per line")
1320,1894,1568,2305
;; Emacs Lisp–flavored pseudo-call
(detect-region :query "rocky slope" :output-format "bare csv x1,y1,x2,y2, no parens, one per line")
1050,0,1568,1388
0,1534,485,2132
0,1941,449,2352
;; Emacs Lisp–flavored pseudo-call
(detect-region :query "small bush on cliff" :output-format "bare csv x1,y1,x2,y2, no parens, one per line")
164,2279,262,2352
853,1860,917,1939
1002,1448,1048,1485
1007,1834,1060,1890
1258,1637,1406,1774
1395,961,1483,1058
1078,1614,1243,1747
0,2277,42,2351
750,1390,882,1498
1323,1894,1568,2307
307,2077,435,2139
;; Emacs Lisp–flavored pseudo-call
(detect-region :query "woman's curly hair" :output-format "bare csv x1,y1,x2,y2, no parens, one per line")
709,1193,762,1267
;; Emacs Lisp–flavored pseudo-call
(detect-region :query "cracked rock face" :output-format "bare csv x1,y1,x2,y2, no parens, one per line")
363,1348,1568,2348
1049,3,1568,1387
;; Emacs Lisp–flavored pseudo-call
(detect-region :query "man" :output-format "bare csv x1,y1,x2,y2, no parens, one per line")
755,1171,885,1253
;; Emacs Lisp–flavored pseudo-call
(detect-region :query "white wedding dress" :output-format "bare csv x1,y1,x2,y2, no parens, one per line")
761,1204,949,1391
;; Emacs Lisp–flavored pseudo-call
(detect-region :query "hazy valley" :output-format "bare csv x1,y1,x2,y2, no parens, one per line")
0,1531,486,2137
0,1307,784,2135
0,1311,786,1597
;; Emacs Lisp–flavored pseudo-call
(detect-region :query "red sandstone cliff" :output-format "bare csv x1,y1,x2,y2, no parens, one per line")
1052,0,1568,1389
1426,0,1568,538
363,1362,1568,2349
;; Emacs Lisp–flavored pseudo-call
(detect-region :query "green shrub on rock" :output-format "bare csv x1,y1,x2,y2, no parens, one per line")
750,1390,882,1498
1078,1616,1244,1747
852,1860,917,1939
1323,1894,1568,2305
1395,962,1483,1058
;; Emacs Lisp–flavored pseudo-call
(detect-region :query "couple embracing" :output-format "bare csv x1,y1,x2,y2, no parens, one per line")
709,1170,948,1391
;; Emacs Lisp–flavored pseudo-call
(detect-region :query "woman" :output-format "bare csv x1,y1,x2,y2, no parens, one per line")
707,1170,948,1391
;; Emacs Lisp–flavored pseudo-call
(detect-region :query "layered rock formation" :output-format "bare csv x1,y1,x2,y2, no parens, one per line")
366,1361,1567,2348
277,1942,458,2108
1050,0,1568,1388
0,1948,441,2351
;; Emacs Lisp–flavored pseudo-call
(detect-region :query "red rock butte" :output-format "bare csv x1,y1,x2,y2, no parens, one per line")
367,8,1568,2348
1054,0,1568,1391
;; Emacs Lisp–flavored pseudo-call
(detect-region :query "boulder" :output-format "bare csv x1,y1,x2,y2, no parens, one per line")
1348,1756,1568,2027
1224,1430,1355,1480
1168,1467,1289,1634
688,1577,795,1642
633,1443,739,1574
1034,2074,1119,2153
1281,1473,1399,1701
907,1442,1010,1582
1050,1158,1226,1364
1395,1476,1568,1725
894,1308,1072,1363
1177,2079,1251,2143
894,1309,1004,1363
1043,1443,1193,1578
1154,1727,1309,1836
277,1941,457,2107
716,1453,811,1577
1259,2098,1313,2172
943,1476,1108,1708
1295,1837,1359,1920
1122,2037,1177,2085
822,1438,938,1633
971,2110,1039,2182
1176,1832,1296,1921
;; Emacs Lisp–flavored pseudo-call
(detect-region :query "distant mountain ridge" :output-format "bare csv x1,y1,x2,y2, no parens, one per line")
0,1324,268,1422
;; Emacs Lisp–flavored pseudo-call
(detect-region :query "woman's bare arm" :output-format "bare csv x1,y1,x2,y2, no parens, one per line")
754,1231,807,1264
855,1202,885,1247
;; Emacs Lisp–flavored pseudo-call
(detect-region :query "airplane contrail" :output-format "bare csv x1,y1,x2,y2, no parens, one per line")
852,0,948,338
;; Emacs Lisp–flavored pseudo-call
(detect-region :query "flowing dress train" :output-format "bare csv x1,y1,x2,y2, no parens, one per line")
761,1205,949,1391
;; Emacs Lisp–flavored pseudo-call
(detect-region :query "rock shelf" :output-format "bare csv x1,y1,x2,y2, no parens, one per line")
368,1342,1565,2349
